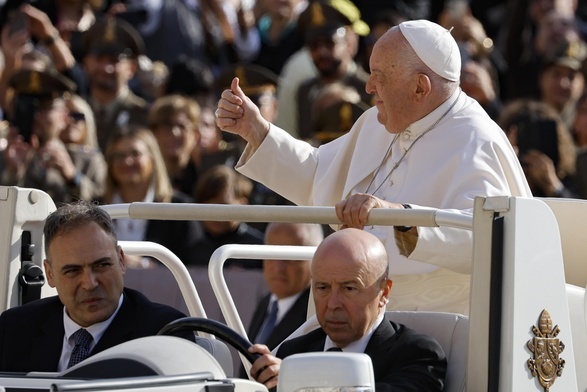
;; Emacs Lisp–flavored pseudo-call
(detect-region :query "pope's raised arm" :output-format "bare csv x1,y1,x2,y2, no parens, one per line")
216,77,271,150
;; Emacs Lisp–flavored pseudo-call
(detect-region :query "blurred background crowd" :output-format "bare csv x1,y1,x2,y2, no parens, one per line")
1,0,587,267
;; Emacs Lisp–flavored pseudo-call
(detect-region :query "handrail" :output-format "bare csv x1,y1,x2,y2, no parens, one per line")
119,241,208,323
208,244,316,374
101,203,473,230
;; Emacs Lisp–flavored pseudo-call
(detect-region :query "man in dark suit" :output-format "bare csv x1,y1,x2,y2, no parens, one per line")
247,223,324,350
248,228,447,391
0,201,190,373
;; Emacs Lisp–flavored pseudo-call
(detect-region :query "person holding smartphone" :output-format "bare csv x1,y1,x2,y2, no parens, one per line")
0,68,106,203
499,99,578,198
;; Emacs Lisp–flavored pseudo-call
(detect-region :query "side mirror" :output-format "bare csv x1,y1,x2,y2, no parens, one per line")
277,352,375,392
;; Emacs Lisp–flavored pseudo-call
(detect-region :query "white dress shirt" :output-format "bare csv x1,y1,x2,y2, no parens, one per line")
57,294,124,372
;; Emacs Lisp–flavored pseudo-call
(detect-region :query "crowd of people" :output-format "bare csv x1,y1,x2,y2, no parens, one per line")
3,1,586,388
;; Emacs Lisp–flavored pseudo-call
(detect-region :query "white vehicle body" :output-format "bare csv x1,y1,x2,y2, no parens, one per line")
0,186,586,392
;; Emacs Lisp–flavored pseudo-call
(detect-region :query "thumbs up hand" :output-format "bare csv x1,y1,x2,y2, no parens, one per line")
216,77,271,149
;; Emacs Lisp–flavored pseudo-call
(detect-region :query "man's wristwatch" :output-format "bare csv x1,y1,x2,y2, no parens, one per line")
395,204,412,232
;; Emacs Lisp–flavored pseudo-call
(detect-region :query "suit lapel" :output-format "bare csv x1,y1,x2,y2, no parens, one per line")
364,318,397,378
248,295,270,342
266,289,310,348
92,292,134,355
306,329,327,352
32,308,65,371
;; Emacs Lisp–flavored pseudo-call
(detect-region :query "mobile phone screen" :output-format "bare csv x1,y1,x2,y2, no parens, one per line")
517,118,560,164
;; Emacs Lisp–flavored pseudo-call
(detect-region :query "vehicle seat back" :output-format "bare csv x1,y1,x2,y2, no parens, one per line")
567,283,587,391
387,311,468,392
539,198,587,287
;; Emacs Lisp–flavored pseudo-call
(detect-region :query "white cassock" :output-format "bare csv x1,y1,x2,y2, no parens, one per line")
237,89,531,315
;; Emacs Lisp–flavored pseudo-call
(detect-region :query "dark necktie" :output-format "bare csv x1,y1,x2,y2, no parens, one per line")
327,347,343,352
67,328,94,368
256,300,279,344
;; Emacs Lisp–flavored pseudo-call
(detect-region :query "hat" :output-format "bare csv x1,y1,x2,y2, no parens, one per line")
8,69,77,98
82,16,144,58
398,19,461,82
299,0,370,40
311,100,368,143
542,40,587,72
216,64,278,97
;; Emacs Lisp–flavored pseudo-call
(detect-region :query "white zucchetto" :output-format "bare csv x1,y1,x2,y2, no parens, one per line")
398,19,461,82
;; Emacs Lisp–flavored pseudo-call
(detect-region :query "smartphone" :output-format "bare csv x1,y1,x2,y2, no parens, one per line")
6,9,27,36
11,94,39,144
516,118,560,165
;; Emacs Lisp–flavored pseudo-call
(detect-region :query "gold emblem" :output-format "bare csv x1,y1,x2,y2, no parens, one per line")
527,309,565,391
27,71,41,93
103,18,116,42
310,3,326,27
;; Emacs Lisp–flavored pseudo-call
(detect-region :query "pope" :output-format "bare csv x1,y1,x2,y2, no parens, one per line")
216,19,531,315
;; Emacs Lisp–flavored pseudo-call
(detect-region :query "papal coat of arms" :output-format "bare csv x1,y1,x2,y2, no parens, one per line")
527,309,565,391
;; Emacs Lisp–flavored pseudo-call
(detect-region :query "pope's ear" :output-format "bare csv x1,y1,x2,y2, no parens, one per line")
414,73,432,101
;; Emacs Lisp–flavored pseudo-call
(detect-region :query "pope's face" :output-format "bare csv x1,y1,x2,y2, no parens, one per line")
44,222,126,327
365,29,414,134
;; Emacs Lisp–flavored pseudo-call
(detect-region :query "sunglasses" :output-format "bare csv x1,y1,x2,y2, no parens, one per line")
69,112,86,122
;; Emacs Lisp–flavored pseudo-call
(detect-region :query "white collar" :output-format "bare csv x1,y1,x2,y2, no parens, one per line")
323,312,385,352
404,88,463,139
63,293,124,348
269,291,305,323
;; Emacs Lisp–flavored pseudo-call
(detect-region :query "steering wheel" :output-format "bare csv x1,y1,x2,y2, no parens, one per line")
158,317,261,365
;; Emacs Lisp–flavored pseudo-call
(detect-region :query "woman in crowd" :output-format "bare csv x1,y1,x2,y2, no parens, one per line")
149,94,201,197
60,93,98,150
101,125,202,267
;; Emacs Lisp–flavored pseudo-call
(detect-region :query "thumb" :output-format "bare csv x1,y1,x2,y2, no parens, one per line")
231,77,246,99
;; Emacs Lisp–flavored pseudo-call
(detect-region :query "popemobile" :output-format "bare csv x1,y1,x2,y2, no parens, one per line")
0,185,585,392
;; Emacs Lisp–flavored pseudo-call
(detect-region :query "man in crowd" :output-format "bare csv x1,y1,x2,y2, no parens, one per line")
81,17,148,151
295,1,371,138
249,228,447,391
215,19,532,314
0,201,191,372
248,222,324,348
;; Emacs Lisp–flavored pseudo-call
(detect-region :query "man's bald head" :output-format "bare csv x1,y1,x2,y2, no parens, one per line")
312,228,388,281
